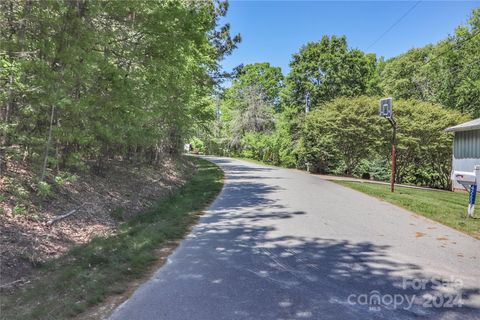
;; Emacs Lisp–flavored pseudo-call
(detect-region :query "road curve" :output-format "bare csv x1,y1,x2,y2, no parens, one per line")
109,157,480,320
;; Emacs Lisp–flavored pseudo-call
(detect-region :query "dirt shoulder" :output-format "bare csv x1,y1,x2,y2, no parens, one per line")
0,157,223,320
0,158,194,288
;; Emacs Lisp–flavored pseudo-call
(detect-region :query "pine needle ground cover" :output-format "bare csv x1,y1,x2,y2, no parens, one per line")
0,157,223,320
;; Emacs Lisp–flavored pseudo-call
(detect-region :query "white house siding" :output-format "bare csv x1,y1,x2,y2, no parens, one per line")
451,129,480,191
454,130,480,158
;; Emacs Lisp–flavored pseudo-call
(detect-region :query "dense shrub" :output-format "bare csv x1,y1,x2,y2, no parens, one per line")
300,96,383,174
190,137,205,153
300,96,468,189
236,114,298,167
211,95,467,189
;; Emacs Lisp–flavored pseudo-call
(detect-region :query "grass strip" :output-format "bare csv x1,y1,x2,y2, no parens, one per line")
0,157,223,320
336,181,479,239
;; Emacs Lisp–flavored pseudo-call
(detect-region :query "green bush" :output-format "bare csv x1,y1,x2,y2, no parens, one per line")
190,137,205,153
270,114,298,167
301,96,382,174
37,181,53,198
53,173,78,187
234,114,299,168
300,96,468,189
211,92,467,189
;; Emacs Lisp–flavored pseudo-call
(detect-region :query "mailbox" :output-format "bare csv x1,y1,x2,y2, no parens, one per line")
452,171,477,187
452,166,479,217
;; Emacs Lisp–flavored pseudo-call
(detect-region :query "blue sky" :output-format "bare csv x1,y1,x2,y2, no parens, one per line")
219,1,479,75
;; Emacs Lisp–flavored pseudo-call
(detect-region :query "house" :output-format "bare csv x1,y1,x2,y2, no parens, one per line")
445,118,480,191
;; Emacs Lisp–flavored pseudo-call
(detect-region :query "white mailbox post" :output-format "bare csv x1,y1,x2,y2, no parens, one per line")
452,165,480,217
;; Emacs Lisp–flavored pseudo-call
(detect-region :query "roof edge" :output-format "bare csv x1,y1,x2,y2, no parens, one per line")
445,118,480,132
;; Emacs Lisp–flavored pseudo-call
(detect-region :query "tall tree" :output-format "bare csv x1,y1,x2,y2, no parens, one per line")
380,8,480,117
219,62,282,148
0,0,240,178
285,35,374,111
231,63,284,109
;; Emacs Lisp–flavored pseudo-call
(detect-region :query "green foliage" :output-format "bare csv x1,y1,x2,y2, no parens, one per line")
380,8,480,117
190,137,205,153
36,181,53,198
5,178,29,202
240,132,272,162
352,159,391,181
214,62,287,160
54,173,78,186
380,46,434,100
214,94,468,189
301,96,468,189
285,35,377,110
269,114,298,167
301,96,382,174
0,0,240,176
12,205,27,216
205,8,478,190
232,63,284,109
225,85,276,150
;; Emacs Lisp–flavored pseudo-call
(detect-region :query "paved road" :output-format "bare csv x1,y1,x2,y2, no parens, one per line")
110,157,480,320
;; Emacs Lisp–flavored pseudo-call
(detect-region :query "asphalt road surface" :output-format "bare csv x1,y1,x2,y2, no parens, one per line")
109,157,480,320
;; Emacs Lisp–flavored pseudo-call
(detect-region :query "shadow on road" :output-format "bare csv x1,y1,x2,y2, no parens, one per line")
153,157,480,319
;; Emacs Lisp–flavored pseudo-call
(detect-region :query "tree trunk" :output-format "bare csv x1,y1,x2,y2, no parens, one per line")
40,105,55,181
0,74,14,177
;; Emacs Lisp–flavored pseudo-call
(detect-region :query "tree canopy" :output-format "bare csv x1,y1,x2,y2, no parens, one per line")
379,8,480,117
231,62,284,108
285,35,376,111
200,8,479,189
0,0,239,177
